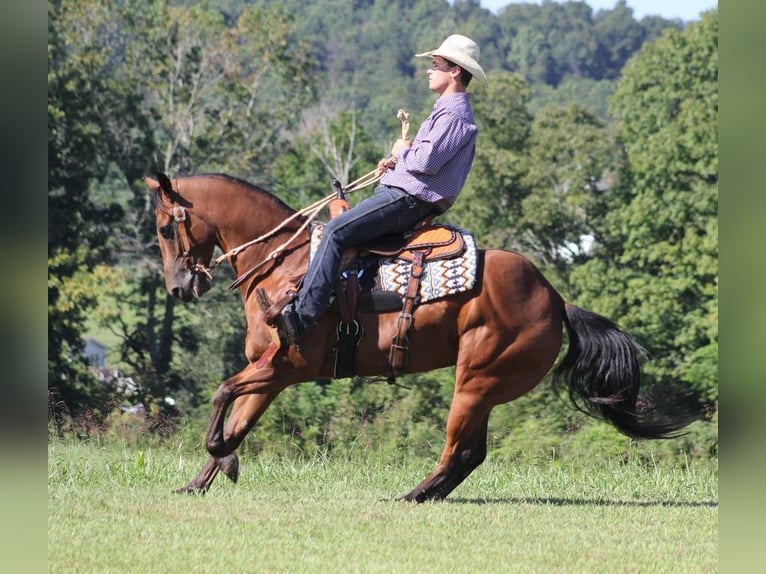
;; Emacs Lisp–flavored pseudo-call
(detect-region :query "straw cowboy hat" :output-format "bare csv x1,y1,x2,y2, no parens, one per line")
416,34,487,86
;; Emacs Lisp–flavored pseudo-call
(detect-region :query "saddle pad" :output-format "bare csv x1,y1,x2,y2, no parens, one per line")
377,232,477,303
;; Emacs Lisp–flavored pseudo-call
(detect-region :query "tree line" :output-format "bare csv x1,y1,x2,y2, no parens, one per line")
48,0,717,458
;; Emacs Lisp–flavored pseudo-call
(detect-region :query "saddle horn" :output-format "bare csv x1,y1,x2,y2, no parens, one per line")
329,178,350,218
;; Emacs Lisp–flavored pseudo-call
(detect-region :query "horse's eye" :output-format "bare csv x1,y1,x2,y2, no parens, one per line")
159,225,174,239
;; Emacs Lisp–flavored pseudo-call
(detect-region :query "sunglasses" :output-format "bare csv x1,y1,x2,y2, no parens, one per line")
429,58,457,72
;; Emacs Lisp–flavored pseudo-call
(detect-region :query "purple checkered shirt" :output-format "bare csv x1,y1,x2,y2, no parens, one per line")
381,92,477,212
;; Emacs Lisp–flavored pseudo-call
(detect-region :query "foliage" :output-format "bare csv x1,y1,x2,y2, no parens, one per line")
233,370,454,461
454,80,622,291
496,0,681,86
529,75,616,121
239,0,681,139
270,107,382,209
519,103,622,286
144,2,317,175
448,71,532,249
48,252,101,418
48,0,129,416
570,10,718,407
48,0,316,420
48,1,717,458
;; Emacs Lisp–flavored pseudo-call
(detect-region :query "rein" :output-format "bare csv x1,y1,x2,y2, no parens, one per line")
155,173,381,288
166,108,411,289
221,169,384,290
217,108,411,289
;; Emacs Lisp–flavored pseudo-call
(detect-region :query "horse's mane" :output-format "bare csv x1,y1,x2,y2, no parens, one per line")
175,173,298,218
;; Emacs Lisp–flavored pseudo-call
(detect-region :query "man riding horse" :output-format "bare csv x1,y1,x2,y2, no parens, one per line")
146,33,698,502
275,34,487,345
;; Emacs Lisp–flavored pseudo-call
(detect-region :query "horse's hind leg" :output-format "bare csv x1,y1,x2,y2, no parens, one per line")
402,395,491,503
175,392,279,494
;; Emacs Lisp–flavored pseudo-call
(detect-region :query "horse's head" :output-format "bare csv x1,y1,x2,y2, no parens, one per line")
145,173,215,302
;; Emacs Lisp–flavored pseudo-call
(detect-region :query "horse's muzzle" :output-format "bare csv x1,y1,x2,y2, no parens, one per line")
168,268,212,301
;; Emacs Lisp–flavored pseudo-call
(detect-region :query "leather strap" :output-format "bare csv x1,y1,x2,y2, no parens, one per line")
334,268,362,378
388,249,427,377
172,206,192,257
262,288,298,326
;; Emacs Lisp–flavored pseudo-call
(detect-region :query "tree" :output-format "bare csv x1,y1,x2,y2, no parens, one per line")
593,0,653,80
120,2,316,412
48,0,318,419
454,72,620,291
271,106,380,209
143,3,316,176
519,104,622,287
571,9,718,407
449,72,532,250
48,0,135,418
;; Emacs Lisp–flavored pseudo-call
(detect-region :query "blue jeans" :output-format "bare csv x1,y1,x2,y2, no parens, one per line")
293,185,435,326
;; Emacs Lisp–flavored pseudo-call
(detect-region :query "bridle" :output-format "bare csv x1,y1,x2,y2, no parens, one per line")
154,190,213,280
170,205,193,258
155,172,382,290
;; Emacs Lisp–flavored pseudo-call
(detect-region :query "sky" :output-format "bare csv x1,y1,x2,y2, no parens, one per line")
478,0,717,21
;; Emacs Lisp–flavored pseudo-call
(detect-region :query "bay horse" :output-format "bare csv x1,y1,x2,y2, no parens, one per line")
146,172,693,502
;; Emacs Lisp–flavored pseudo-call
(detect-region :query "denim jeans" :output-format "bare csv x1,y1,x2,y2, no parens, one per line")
293,185,435,325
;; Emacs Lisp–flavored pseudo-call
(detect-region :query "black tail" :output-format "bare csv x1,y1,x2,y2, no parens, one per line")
553,303,698,439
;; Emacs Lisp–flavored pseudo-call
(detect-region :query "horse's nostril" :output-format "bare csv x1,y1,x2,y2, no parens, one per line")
171,286,182,299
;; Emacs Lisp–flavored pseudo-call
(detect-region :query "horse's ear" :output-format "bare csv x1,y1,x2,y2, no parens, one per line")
157,173,174,197
144,174,177,204
152,173,191,206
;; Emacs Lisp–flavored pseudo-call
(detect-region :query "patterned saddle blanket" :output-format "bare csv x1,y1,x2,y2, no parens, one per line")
310,223,478,304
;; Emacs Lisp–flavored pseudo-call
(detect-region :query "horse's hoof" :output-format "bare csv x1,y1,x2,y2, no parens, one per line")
173,484,207,495
218,454,239,483
400,490,423,503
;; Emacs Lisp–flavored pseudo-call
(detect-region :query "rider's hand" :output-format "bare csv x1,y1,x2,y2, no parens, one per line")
390,138,411,160
376,157,396,176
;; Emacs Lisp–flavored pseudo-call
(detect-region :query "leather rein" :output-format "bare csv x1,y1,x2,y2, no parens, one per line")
154,108,409,289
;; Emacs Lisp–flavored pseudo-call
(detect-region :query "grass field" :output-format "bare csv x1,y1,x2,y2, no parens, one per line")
48,439,717,573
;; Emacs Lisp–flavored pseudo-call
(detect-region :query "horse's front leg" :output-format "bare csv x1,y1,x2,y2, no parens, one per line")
174,456,222,494
176,392,275,494
205,361,286,458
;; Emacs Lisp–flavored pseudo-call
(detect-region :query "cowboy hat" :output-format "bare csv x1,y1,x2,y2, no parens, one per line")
416,34,487,86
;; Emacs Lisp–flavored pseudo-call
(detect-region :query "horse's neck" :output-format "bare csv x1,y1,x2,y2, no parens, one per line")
227,229,309,284
208,188,308,286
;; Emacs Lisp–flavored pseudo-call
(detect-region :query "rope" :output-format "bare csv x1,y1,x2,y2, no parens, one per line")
342,168,382,194
216,108,412,275
213,193,335,266
224,196,333,290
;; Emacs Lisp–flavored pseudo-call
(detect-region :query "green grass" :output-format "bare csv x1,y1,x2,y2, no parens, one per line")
48,440,717,573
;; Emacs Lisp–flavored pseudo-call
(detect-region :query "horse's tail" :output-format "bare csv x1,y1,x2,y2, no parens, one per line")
553,303,697,439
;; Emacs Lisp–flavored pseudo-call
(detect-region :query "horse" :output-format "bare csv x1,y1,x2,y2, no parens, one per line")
146,172,695,502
